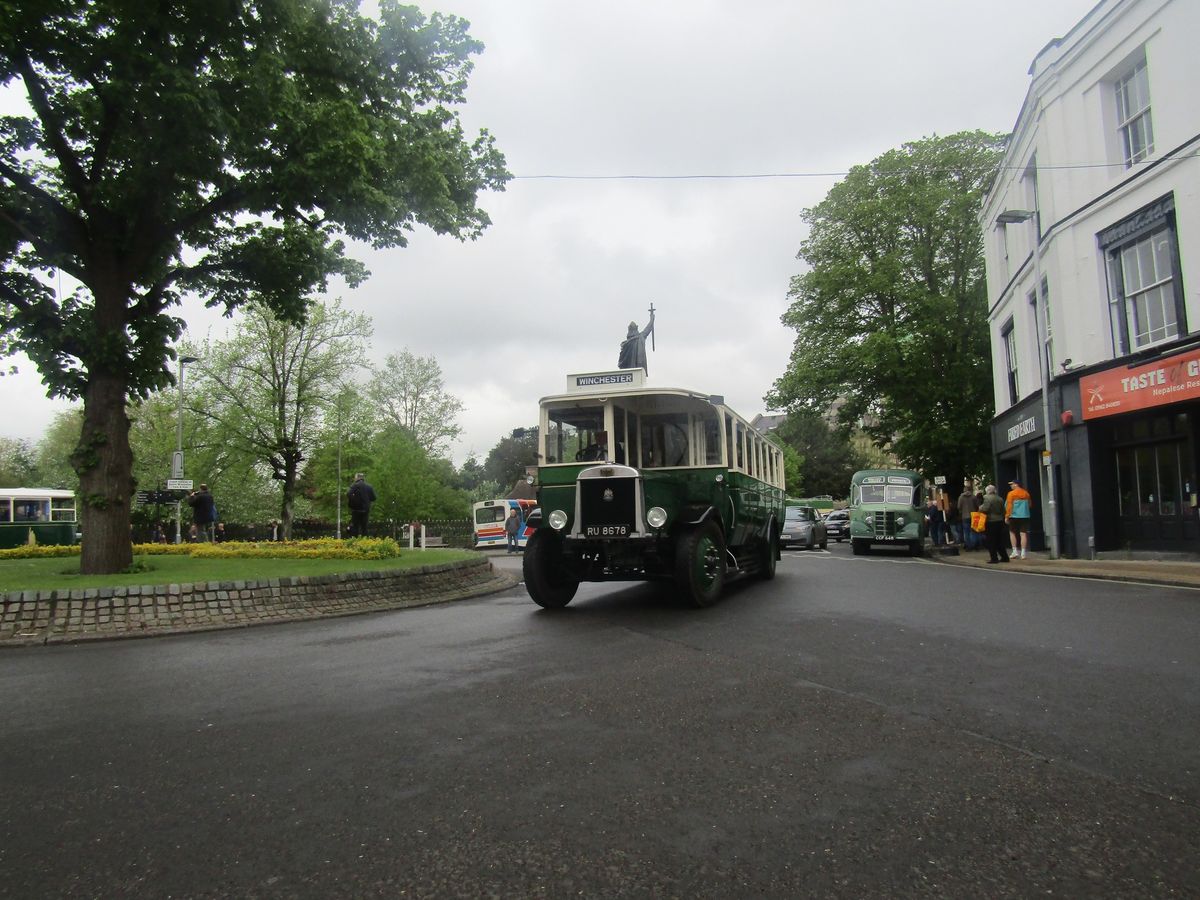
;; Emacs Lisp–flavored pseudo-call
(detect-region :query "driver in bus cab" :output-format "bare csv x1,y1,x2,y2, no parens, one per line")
576,432,608,462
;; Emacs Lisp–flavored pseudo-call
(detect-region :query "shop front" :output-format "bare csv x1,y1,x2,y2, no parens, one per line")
991,397,1053,552
1079,347,1200,552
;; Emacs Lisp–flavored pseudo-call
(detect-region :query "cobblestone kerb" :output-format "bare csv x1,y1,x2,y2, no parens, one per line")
0,558,517,646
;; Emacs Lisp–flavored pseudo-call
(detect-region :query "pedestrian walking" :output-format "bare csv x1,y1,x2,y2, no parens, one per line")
958,481,979,550
980,484,1009,564
186,483,217,542
347,472,377,538
1006,478,1033,559
504,507,521,553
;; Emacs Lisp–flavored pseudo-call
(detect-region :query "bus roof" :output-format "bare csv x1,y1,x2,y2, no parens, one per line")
0,488,76,499
850,469,923,485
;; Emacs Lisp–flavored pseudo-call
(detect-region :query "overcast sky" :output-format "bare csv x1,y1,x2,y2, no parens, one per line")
0,0,1100,467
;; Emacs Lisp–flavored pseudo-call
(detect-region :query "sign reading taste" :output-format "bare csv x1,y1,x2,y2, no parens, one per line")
1081,348,1200,420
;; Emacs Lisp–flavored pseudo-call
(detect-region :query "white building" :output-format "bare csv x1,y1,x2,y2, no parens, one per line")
981,0,1200,555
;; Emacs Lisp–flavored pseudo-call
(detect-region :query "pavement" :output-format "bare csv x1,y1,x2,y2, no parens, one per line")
929,543,1200,588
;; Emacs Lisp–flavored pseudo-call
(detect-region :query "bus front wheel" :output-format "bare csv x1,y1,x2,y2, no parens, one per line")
523,530,579,609
675,520,727,607
851,539,869,556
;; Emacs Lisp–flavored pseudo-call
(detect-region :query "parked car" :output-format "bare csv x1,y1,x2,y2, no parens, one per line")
781,505,827,550
823,508,849,542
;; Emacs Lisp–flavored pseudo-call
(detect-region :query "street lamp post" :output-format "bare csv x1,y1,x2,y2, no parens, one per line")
336,399,343,540
996,209,1059,559
175,355,200,544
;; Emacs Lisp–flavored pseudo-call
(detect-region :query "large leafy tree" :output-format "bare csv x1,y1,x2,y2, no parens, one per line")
358,424,469,527
0,436,39,487
368,349,464,458
768,131,1005,483
189,299,372,539
773,412,867,500
0,0,508,571
483,427,538,493
34,407,83,490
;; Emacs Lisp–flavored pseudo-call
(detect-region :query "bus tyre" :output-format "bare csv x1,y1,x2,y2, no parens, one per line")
851,539,868,556
676,520,727,607
523,530,579,609
819,537,827,550
909,540,924,557
757,521,778,580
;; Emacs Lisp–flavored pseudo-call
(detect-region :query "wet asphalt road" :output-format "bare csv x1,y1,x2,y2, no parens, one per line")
1,544,1198,898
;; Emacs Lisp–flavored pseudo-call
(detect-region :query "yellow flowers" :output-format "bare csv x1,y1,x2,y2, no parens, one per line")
0,537,403,561
0,544,79,559
189,537,402,560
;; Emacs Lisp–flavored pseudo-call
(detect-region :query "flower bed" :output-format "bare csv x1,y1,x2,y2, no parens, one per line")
0,537,402,561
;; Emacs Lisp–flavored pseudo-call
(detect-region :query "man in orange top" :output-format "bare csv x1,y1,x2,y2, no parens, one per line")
1005,478,1033,559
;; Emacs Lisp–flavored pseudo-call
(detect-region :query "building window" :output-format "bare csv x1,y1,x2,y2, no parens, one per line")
1001,319,1019,406
1101,195,1183,356
1115,58,1154,167
1108,229,1179,351
1027,277,1052,388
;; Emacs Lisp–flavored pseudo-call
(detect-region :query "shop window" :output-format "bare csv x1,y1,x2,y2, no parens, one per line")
1115,441,1184,517
1116,449,1137,516
1157,444,1182,516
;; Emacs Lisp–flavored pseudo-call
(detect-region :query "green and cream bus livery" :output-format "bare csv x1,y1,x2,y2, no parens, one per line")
523,369,786,608
0,488,77,549
848,469,926,556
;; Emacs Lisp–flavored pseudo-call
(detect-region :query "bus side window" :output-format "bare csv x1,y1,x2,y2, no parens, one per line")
703,414,721,465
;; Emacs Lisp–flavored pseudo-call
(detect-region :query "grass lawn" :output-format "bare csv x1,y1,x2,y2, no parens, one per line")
0,549,476,593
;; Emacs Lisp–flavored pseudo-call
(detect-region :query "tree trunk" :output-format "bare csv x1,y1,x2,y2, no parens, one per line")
279,464,298,541
75,372,135,574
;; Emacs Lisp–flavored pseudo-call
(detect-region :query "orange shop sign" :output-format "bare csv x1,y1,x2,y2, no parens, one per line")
1080,348,1200,420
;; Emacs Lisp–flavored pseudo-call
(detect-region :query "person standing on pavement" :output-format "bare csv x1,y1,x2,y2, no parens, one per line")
958,481,979,550
186,483,217,542
347,473,377,538
926,496,944,547
980,484,1009,564
1005,478,1033,559
504,507,521,554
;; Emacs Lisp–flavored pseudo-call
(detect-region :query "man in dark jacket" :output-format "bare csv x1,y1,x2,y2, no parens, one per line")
186,484,217,542
347,473,377,538
957,481,979,550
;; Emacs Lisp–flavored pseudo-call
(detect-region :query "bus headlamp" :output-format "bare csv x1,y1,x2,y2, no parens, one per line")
896,515,905,527
646,507,667,529
864,513,874,526
548,509,568,531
